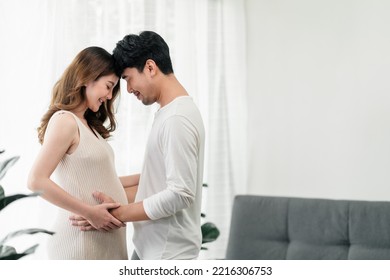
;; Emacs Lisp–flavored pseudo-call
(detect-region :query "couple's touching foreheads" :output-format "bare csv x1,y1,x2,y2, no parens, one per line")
27,31,205,260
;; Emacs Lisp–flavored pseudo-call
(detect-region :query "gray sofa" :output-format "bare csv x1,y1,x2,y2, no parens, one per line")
225,195,390,259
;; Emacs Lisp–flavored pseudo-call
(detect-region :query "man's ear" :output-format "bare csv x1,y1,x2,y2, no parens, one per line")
145,59,157,76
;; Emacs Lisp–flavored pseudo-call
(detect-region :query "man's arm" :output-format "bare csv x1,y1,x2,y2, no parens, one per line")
70,191,150,230
119,174,140,203
94,191,150,222
117,115,200,222
138,115,199,221
119,174,140,188
124,186,138,203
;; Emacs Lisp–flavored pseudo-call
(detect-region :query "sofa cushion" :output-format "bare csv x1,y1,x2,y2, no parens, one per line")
349,201,390,259
226,195,390,260
225,195,289,259
287,198,349,259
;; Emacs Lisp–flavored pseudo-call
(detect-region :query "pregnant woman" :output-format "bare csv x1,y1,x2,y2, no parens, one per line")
28,46,128,259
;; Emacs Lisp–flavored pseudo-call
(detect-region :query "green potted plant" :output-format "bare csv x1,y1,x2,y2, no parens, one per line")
201,183,220,250
0,149,54,260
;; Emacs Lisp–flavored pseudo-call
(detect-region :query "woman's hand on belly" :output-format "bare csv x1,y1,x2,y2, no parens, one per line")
71,202,126,231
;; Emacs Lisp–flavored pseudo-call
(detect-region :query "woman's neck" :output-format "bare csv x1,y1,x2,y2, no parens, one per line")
71,105,87,120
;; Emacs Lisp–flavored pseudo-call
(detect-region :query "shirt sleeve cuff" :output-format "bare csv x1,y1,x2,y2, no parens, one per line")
143,197,158,220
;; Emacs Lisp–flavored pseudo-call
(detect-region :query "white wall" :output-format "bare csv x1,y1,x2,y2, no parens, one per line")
246,0,390,200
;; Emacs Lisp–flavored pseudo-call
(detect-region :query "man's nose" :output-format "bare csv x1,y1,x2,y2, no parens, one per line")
127,83,133,93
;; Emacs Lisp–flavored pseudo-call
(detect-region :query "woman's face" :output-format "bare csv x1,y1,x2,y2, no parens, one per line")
85,73,119,112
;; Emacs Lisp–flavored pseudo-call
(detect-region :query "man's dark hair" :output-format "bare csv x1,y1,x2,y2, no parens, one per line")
113,31,174,75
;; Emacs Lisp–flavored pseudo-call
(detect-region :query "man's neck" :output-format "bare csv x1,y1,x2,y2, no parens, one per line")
158,74,188,107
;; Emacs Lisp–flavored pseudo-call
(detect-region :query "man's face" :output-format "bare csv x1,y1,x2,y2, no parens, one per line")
122,67,155,105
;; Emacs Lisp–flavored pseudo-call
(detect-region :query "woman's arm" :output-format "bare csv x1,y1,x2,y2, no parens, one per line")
93,191,150,222
70,190,149,230
27,113,124,231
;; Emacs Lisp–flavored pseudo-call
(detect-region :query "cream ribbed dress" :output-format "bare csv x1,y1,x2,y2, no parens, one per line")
47,111,128,259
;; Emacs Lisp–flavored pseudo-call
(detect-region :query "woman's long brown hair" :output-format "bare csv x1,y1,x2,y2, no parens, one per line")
37,47,120,144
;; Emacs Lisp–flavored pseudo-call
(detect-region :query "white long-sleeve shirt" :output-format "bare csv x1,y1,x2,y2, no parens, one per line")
133,96,205,259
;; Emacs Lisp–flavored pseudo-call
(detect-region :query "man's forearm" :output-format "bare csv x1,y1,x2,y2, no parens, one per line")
111,201,150,222
119,174,140,188
125,185,138,203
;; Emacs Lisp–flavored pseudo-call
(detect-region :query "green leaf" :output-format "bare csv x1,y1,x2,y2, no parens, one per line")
0,150,4,154
22,244,40,255
201,222,220,244
0,192,40,211
0,228,55,245
0,244,39,260
0,253,28,260
0,185,4,199
0,156,20,180
0,245,17,258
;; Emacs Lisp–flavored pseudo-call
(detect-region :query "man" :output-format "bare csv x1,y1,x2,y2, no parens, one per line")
72,31,205,260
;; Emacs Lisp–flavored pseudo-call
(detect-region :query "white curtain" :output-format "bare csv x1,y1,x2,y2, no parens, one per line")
0,0,247,260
